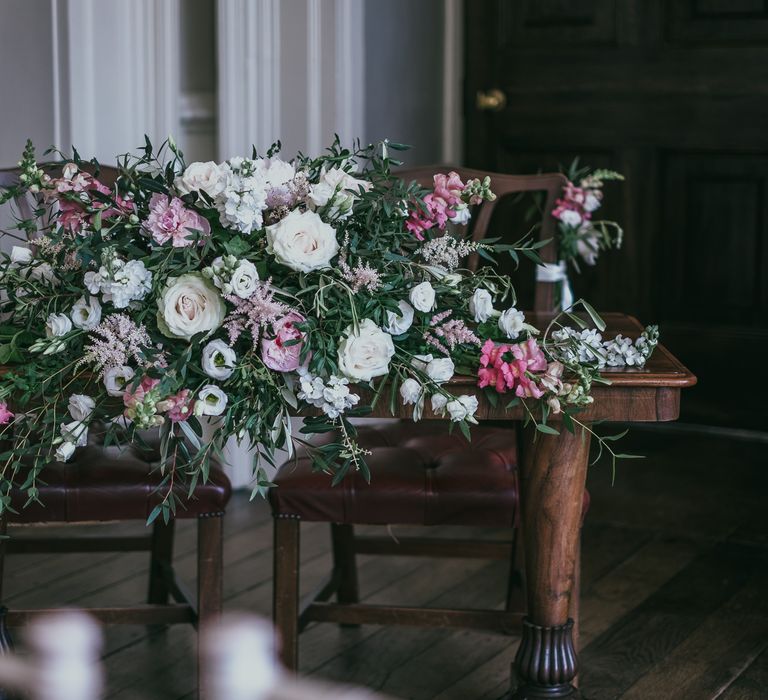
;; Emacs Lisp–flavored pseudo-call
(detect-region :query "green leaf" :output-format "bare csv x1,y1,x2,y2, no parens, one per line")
579,299,606,331
536,423,560,436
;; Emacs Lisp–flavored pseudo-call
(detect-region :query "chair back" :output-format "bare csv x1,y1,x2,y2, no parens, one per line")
397,165,566,312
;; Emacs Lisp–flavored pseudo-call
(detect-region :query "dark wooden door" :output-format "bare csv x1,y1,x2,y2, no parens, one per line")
465,0,768,429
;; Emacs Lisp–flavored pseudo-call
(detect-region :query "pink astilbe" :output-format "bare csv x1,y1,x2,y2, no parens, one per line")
338,259,382,293
223,279,290,344
78,314,155,376
425,310,481,352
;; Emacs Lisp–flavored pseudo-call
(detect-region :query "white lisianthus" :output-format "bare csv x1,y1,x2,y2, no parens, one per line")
425,357,455,384
195,385,228,416
446,395,479,423
384,300,414,336
498,307,528,340
469,288,494,323
307,166,371,220
202,339,237,380
266,210,339,273
399,378,422,406
70,296,102,330
560,209,582,227
229,260,259,299
60,420,88,447
29,262,59,286
55,441,76,462
174,161,226,198
46,313,72,338
409,281,436,312
157,273,226,341
10,246,32,264
103,366,135,397
411,354,433,373
337,319,395,382
431,393,448,416
68,394,95,422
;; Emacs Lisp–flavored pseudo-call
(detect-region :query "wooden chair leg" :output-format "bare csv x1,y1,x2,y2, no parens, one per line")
331,523,359,604
148,518,176,604
570,534,581,653
273,517,300,671
197,515,223,700
505,526,526,614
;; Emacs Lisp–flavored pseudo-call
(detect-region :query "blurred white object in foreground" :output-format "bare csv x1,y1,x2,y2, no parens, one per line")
202,613,393,700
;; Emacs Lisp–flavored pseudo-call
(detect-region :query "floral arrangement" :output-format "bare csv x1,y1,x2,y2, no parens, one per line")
0,138,656,520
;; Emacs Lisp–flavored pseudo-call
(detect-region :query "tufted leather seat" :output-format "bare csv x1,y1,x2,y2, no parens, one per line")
9,438,231,524
270,421,519,527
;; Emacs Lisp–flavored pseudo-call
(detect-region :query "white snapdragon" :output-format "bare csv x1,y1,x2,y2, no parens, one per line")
409,281,435,312
399,378,422,406
202,339,237,380
195,385,229,416
384,300,414,336
103,366,135,397
70,295,102,330
68,394,95,422
469,288,494,323
307,165,371,220
297,370,360,419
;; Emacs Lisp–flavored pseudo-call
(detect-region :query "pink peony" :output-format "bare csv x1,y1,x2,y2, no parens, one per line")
145,193,211,247
0,401,14,425
261,312,306,372
123,376,160,409
163,389,195,423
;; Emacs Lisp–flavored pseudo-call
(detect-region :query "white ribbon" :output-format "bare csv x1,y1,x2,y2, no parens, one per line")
536,260,574,311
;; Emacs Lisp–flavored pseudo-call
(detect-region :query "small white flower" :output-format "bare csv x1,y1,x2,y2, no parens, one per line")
446,395,479,423
425,357,455,384
399,378,422,406
55,441,76,462
307,165,371,220
103,366,135,397
201,339,236,380
431,393,448,416
229,260,259,299
384,300,414,336
560,209,582,227
46,313,72,338
83,270,102,294
469,288,494,323
68,394,95,422
409,281,436,312
498,308,527,339
61,420,88,447
70,296,102,330
583,192,601,213
10,246,32,264
196,385,228,416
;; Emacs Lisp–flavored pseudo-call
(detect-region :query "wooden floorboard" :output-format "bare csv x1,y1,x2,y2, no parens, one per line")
0,429,765,699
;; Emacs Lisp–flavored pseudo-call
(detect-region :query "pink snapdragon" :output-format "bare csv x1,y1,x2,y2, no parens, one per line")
145,193,211,247
553,179,603,228
477,338,547,398
161,389,195,422
261,312,306,372
0,401,14,425
405,171,467,240
122,377,160,409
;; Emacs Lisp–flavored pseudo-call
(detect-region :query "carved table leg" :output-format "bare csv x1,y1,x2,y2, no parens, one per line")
510,423,591,699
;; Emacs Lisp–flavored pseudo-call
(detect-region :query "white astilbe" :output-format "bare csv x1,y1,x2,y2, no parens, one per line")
216,157,269,234
78,314,155,377
418,235,479,271
297,369,360,419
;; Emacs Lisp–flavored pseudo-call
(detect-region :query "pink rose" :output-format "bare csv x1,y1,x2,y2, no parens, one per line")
145,193,211,247
261,312,306,372
0,401,14,425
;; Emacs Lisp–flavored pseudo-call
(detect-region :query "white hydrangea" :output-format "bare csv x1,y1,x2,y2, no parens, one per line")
215,157,269,234
297,369,360,419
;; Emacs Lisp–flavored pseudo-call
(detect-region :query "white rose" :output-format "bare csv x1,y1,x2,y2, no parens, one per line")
202,339,236,380
409,281,435,312
45,313,72,338
157,273,226,341
498,307,527,339
431,393,448,416
70,296,102,330
229,260,259,299
446,395,479,423
61,420,88,447
426,357,455,384
55,441,76,462
469,288,494,323
560,209,582,227
195,385,228,416
266,210,339,273
307,166,371,220
399,378,422,406
337,319,395,382
384,300,414,336
175,161,226,198
10,246,32,264
68,394,95,422
256,157,296,187
104,366,135,397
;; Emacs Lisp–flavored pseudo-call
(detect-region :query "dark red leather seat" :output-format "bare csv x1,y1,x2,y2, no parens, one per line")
270,421,519,526
10,438,231,523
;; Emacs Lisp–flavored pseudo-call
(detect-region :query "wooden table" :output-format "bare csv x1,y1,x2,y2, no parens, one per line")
365,313,696,699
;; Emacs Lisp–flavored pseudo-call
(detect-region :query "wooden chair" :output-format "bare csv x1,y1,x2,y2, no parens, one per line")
270,167,591,671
